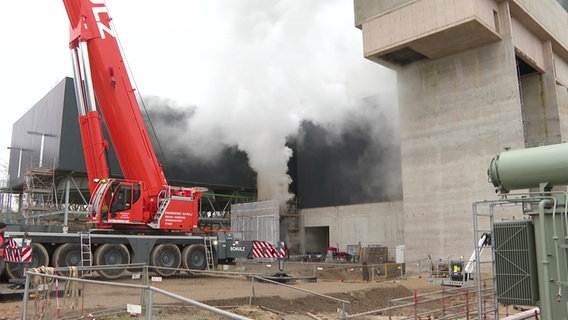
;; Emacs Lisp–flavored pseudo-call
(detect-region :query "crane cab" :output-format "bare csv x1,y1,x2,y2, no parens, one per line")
89,179,202,231
89,179,145,228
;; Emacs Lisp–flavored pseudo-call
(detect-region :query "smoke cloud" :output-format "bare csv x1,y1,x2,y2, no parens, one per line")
294,95,402,208
142,1,397,206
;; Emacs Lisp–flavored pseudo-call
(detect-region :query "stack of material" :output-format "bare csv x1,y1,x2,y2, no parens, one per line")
362,245,388,264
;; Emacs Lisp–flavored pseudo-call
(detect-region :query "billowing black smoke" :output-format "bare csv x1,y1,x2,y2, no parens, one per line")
290,96,402,209
140,94,401,208
140,96,256,189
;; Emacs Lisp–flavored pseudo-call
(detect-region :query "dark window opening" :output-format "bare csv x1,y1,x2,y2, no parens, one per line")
516,56,538,77
380,47,427,66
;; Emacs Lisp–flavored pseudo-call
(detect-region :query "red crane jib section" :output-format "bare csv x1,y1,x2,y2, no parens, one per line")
62,0,201,231
79,111,109,192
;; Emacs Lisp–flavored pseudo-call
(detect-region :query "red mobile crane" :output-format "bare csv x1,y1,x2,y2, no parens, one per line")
2,0,286,280
63,0,201,231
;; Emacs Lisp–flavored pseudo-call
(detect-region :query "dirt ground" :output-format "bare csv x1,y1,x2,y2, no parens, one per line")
0,265,431,320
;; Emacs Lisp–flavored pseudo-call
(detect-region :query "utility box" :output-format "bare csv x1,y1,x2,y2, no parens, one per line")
395,245,405,264
493,220,539,306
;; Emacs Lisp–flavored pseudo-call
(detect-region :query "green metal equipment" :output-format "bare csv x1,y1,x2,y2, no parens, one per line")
486,143,568,320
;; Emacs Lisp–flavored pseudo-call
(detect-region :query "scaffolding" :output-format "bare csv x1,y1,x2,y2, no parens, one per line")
21,166,58,224
281,198,302,254
0,187,17,223
281,198,301,232
198,191,255,230
19,161,91,226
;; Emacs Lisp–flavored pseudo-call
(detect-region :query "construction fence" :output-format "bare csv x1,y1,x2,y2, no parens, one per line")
13,261,529,319
345,285,494,319
19,264,352,319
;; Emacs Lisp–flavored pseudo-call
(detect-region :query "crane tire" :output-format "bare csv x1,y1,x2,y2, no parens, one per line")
94,243,130,280
53,243,82,268
150,244,181,277
181,244,207,270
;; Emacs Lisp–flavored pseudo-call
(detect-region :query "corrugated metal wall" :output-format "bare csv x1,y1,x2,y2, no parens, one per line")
231,200,280,243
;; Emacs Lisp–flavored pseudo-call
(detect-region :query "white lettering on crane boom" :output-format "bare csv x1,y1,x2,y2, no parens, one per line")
90,0,115,39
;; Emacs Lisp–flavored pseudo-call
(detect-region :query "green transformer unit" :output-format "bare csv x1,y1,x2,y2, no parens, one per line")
488,142,568,320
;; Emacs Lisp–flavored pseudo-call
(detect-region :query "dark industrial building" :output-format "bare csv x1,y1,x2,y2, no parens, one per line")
6,78,258,226
4,76,402,256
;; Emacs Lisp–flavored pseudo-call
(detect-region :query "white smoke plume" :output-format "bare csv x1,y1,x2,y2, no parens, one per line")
139,1,396,205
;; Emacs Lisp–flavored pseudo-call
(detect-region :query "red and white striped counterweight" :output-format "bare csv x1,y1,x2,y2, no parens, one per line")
5,237,32,263
252,241,286,259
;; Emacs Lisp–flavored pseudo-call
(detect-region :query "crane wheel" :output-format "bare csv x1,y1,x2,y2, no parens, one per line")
52,243,82,276
181,244,206,270
150,244,181,277
6,243,49,280
94,243,130,280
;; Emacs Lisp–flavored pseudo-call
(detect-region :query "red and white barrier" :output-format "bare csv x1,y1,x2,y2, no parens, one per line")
5,238,32,263
252,241,286,259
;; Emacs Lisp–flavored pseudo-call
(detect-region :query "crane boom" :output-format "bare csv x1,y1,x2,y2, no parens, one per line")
64,0,167,192
62,0,203,231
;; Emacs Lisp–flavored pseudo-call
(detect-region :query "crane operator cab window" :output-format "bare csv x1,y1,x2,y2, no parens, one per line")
109,184,141,219
97,181,142,222
99,180,119,221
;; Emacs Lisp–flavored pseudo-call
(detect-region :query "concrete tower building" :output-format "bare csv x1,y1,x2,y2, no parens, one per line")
354,0,568,266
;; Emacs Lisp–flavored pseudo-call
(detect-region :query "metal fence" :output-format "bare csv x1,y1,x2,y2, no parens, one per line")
18,263,352,319
14,260,534,319
22,265,253,319
346,285,493,319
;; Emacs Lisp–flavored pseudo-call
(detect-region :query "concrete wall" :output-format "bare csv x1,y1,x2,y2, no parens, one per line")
359,0,499,59
302,201,403,261
511,0,568,52
397,39,525,264
353,0,568,272
511,17,545,70
520,73,563,147
557,85,568,139
555,52,568,87
354,0,414,28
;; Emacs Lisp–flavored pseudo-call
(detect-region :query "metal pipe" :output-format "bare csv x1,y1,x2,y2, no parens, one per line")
63,175,71,229
538,198,554,320
20,271,32,320
145,288,152,320
472,202,485,320
549,195,564,300
151,286,251,320
79,42,97,113
71,48,87,116
249,275,255,305
500,308,540,320
17,149,22,178
39,134,45,167
253,275,350,305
